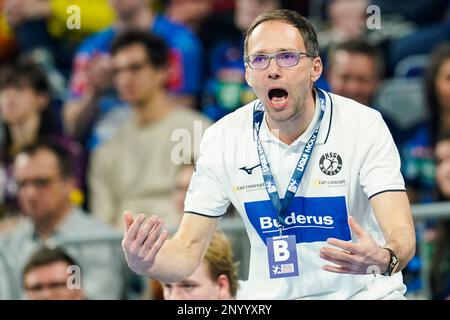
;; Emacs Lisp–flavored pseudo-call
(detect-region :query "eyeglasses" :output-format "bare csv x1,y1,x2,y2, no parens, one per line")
112,60,150,77
245,51,314,70
17,177,57,190
25,281,68,293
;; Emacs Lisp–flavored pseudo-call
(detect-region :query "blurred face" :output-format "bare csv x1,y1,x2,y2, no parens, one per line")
112,44,167,106
168,0,213,26
24,261,84,300
435,58,450,112
436,139,450,197
235,0,279,31
329,0,366,40
328,51,379,106
109,0,146,18
245,20,322,125
163,262,230,300
14,149,73,221
0,86,47,125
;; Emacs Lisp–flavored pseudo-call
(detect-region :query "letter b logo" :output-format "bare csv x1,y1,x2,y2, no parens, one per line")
273,239,290,262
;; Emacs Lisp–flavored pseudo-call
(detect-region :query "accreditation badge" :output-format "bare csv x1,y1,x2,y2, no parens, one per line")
266,235,299,279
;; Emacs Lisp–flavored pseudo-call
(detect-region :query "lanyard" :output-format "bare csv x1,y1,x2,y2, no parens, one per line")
253,88,327,235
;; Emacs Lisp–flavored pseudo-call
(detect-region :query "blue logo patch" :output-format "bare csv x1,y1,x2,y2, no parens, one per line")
245,196,351,244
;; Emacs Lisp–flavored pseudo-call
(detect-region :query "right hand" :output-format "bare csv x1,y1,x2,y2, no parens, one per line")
121,211,169,276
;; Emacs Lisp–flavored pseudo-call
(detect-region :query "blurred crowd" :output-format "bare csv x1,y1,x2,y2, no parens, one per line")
0,0,449,300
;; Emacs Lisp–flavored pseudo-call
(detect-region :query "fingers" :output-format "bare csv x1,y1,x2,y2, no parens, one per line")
125,214,146,242
139,218,164,255
321,257,353,269
123,211,134,235
135,216,159,247
320,247,358,266
123,214,166,257
322,264,358,274
326,238,359,254
146,228,169,261
348,216,367,239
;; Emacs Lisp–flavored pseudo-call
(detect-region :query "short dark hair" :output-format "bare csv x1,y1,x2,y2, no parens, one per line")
327,40,385,78
19,140,74,179
0,62,50,94
111,30,169,68
23,246,78,279
436,130,450,144
244,9,319,58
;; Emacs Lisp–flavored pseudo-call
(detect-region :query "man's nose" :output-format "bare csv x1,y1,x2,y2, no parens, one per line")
266,57,281,80
36,287,54,300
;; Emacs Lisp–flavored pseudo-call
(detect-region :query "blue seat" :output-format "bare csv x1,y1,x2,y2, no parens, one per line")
394,54,429,78
374,77,428,132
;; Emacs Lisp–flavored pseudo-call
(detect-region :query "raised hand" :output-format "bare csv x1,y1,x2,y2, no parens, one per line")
320,216,390,275
121,211,169,276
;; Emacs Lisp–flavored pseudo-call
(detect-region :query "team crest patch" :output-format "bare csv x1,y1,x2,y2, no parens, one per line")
319,152,342,176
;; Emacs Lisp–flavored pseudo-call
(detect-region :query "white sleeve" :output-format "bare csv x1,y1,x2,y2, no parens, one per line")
184,125,230,217
358,113,406,198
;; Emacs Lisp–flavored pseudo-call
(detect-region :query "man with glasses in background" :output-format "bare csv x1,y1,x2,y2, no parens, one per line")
0,140,138,299
122,9,416,299
23,246,85,300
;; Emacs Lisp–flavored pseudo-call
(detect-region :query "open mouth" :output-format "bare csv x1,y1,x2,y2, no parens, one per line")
268,88,289,108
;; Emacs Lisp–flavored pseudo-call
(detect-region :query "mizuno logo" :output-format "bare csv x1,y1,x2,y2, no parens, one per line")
239,164,261,175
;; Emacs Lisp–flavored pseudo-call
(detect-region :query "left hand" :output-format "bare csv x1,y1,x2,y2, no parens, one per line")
320,216,390,275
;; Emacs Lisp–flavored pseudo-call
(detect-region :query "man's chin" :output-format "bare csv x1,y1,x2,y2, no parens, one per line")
265,107,295,123
26,209,48,219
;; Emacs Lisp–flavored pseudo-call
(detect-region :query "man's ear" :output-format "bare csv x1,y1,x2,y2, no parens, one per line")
158,67,170,88
245,67,253,88
216,274,232,300
310,57,323,83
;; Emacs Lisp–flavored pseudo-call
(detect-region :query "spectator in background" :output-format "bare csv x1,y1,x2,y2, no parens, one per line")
0,141,138,299
398,44,450,297
162,230,238,300
63,0,202,151
401,43,450,204
0,62,84,217
89,31,210,229
326,40,403,146
3,0,116,76
317,0,368,54
165,0,213,33
431,131,450,300
23,246,85,300
327,40,383,107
